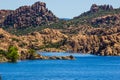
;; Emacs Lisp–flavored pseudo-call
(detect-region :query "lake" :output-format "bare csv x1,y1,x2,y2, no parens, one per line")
0,52,120,80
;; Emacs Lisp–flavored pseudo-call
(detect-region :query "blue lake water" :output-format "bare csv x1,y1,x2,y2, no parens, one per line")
0,52,120,80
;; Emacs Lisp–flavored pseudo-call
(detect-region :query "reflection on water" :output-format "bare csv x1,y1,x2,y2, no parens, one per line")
38,52,94,57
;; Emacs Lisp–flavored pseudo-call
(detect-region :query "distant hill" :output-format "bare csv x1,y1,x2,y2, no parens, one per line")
72,4,120,27
1,3,120,32
0,1,58,29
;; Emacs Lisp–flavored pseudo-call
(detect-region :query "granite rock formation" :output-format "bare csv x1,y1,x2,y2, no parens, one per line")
0,10,13,26
90,4,113,13
91,14,120,27
0,28,75,62
65,27,120,56
2,1,58,28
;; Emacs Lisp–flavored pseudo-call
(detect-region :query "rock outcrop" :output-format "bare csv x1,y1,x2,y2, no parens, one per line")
3,1,58,28
86,26,120,35
91,14,120,27
90,4,113,13
74,4,114,19
0,10,13,26
34,55,75,60
65,31,120,56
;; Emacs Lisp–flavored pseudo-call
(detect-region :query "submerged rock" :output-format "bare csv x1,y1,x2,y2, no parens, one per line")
34,54,75,60
47,55,75,60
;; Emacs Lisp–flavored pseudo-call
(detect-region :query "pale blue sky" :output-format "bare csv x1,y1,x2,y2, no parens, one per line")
0,0,119,18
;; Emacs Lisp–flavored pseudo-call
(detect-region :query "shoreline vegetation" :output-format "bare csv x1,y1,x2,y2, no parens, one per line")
0,2,120,62
0,46,75,63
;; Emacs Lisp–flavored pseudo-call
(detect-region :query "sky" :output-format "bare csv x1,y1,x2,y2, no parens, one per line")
0,0,120,18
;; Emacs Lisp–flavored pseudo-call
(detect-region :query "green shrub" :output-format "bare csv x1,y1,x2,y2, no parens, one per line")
7,46,19,62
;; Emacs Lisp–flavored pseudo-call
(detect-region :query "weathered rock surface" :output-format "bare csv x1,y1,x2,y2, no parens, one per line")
0,10,13,26
87,26,120,35
2,1,58,28
74,4,114,19
0,28,75,62
65,31,120,56
0,27,120,57
90,4,113,13
91,14,120,27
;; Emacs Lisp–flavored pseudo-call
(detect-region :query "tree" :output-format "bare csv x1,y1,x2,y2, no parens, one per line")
7,46,19,62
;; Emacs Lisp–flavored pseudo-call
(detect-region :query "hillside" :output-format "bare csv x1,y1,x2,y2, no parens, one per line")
0,2,120,57
4,4,120,35
0,1,58,29
0,28,74,62
1,27,120,56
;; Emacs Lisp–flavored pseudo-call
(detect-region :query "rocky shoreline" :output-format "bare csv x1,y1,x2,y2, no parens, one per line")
33,54,75,60
0,53,75,63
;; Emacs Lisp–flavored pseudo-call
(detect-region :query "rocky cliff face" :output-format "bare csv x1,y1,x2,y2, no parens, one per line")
0,10,13,26
3,1,58,28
